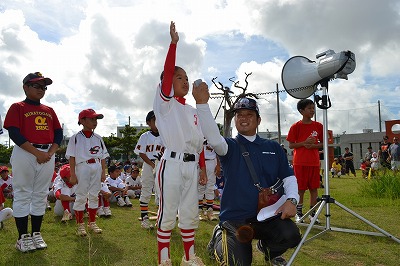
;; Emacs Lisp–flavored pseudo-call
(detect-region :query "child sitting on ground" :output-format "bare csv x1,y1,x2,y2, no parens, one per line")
330,158,342,178
0,189,13,229
106,165,132,207
125,166,142,199
0,166,13,199
97,182,112,217
53,164,77,222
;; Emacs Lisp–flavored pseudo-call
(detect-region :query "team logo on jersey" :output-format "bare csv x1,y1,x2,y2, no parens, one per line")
145,144,165,153
89,146,100,154
35,116,49,130
194,114,198,125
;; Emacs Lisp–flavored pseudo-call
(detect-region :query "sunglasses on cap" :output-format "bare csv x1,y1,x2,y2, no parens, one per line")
233,98,259,114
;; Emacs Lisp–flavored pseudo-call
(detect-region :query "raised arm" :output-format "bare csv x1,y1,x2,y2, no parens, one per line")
193,84,228,156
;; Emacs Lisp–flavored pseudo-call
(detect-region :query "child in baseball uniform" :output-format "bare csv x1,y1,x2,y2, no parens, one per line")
122,164,132,183
0,166,13,199
105,165,132,207
125,166,142,199
134,110,165,229
4,72,63,252
198,140,220,221
153,22,207,266
0,189,13,230
97,181,112,217
66,109,109,236
52,164,77,222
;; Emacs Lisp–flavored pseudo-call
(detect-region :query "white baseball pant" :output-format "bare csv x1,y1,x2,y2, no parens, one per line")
156,157,199,231
10,145,55,217
198,158,217,201
73,162,102,211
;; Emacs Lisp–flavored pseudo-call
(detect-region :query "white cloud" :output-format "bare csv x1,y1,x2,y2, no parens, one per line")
1,0,400,146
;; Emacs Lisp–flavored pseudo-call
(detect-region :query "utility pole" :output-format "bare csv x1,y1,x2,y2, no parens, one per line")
276,83,282,144
378,100,382,132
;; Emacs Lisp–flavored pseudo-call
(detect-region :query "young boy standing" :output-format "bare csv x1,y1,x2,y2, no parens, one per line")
287,99,323,224
153,22,207,266
4,72,63,252
66,109,109,236
134,110,164,229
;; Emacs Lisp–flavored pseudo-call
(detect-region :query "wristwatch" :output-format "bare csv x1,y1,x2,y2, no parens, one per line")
287,198,298,206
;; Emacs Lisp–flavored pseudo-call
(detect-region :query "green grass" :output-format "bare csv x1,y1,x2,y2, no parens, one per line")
1,170,399,265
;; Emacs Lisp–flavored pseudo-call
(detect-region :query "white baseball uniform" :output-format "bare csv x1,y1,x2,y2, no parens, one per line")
134,131,164,204
125,175,142,198
154,75,204,231
0,175,13,198
198,140,218,202
105,175,126,201
0,190,13,223
53,175,77,216
66,131,109,211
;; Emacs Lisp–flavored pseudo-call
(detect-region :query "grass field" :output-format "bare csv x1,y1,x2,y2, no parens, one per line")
0,170,399,265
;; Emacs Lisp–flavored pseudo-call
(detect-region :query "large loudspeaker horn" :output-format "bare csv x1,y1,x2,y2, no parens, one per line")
281,50,356,99
281,56,319,99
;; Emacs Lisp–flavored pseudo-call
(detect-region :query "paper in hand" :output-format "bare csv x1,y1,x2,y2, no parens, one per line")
257,194,287,221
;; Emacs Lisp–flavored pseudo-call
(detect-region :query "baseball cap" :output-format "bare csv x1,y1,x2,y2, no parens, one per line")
123,165,132,172
233,98,259,115
108,165,119,173
146,110,155,121
0,166,9,173
59,164,71,178
367,146,372,149
78,109,104,124
23,72,52,85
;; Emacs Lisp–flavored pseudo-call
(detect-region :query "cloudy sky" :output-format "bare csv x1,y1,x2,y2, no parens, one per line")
1,0,400,146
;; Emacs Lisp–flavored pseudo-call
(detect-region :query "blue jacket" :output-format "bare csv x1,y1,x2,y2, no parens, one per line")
219,134,293,222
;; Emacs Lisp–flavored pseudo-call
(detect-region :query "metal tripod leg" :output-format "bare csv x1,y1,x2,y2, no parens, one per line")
287,199,328,266
287,196,400,266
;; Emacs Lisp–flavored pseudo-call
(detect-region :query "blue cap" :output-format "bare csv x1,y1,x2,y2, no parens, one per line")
233,97,259,115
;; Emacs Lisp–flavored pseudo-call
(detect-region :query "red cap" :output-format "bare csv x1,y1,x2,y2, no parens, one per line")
78,109,104,124
0,166,9,173
59,164,71,178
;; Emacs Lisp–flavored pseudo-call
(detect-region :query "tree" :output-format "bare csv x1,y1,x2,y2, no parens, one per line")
211,72,258,137
103,133,122,161
0,144,13,164
117,125,139,160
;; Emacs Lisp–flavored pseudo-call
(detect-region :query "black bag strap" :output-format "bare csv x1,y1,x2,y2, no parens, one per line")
236,138,263,191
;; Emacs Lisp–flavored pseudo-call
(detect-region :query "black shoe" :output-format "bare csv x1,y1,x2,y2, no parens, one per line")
207,225,222,259
270,256,287,266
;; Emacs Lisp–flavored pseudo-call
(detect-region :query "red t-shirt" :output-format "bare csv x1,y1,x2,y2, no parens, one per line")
4,101,62,144
287,120,323,167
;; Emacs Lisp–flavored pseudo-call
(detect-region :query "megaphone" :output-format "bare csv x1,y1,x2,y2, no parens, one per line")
281,50,356,99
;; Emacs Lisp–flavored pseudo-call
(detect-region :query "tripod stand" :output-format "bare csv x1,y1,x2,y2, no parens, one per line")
287,82,400,266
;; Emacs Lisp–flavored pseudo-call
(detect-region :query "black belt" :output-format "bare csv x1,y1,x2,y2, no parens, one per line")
32,144,50,149
170,152,196,162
